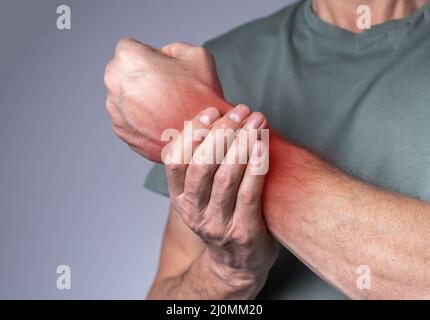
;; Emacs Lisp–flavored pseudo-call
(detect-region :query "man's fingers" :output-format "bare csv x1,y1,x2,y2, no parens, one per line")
164,107,221,197
183,105,252,211
114,36,163,68
192,104,251,165
105,97,126,127
209,112,267,215
103,59,122,95
234,140,269,224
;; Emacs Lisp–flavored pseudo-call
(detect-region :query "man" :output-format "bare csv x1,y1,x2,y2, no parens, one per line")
104,0,430,299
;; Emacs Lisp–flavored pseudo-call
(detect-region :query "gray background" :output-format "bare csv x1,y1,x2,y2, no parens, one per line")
0,0,294,299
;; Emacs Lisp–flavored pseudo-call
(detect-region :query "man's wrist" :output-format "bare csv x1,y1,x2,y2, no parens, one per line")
200,250,262,299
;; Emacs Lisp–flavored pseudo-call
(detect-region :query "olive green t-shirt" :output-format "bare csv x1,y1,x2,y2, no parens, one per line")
145,0,430,299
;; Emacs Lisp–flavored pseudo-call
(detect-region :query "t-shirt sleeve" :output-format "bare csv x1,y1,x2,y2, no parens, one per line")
144,163,169,197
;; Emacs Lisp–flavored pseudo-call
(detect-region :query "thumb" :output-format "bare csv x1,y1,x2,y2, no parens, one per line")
160,42,196,59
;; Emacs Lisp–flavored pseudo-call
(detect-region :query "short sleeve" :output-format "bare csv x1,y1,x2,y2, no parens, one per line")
144,163,169,197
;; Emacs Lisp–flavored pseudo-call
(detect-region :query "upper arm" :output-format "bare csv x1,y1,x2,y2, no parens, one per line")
151,205,206,283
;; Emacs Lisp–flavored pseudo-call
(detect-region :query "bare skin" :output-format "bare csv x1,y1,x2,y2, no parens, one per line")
148,106,277,299
104,0,430,299
313,0,428,33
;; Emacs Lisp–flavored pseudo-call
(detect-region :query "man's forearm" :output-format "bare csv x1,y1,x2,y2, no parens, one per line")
264,133,430,299
106,38,430,298
147,250,261,300
159,95,430,299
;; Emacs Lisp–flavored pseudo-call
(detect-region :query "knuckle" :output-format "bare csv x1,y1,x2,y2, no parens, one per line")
120,76,139,99
115,37,137,60
118,36,135,45
116,48,131,61
213,170,236,191
237,190,259,206
111,124,124,139
166,163,186,177
105,99,116,117
103,72,113,89
188,163,211,180
184,183,204,202
103,61,117,89
199,225,225,244
116,37,135,50
111,124,135,146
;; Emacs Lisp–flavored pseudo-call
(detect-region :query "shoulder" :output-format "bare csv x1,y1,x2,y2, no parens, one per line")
202,2,303,106
204,2,301,61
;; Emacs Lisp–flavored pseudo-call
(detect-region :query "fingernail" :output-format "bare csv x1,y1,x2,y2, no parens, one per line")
245,112,265,130
228,104,251,123
199,107,220,126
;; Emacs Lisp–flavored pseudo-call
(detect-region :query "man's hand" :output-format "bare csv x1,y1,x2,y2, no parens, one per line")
105,37,430,299
159,105,277,297
104,37,228,162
